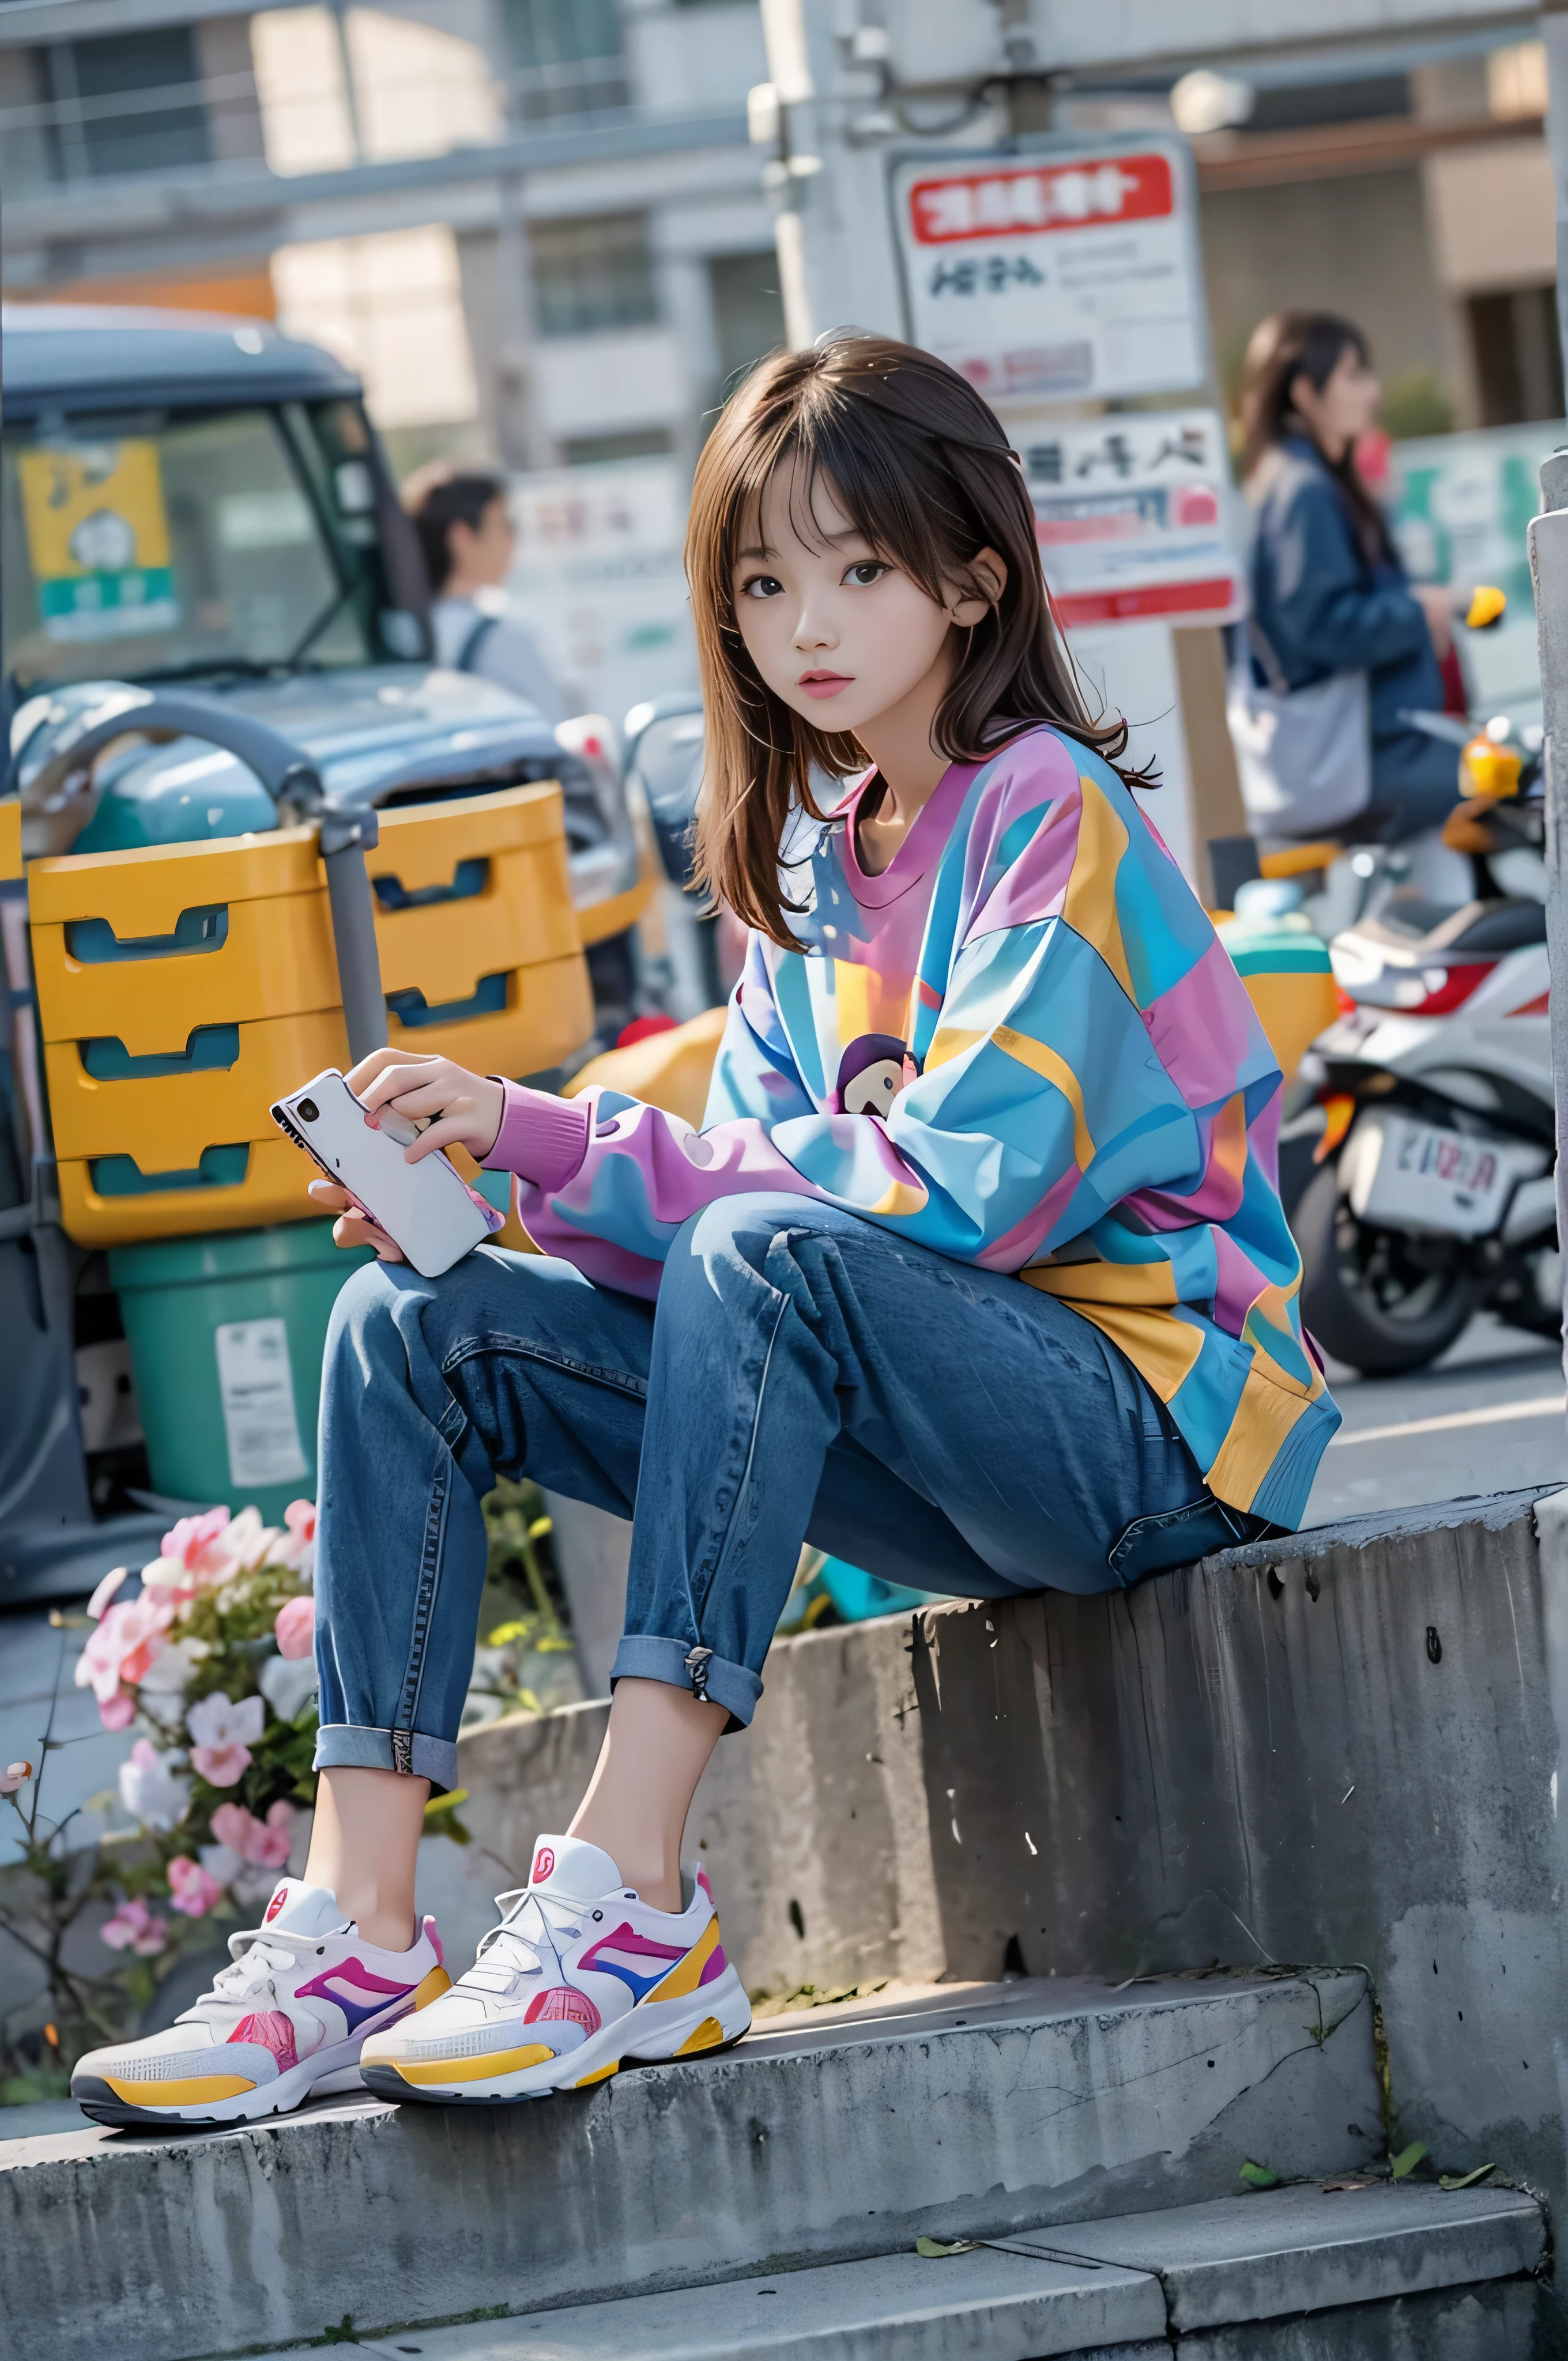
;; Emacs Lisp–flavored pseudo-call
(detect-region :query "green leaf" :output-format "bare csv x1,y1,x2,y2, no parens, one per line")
1240,2160,1280,2190
915,2236,977,2258
1439,2162,1495,2192
322,2316,356,2345
527,1516,553,1540
485,1620,530,1647
1390,2141,1428,2181
423,1790,469,1818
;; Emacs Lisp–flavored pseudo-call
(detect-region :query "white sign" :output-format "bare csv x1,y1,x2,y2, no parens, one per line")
1022,409,1244,628
894,142,1204,403
214,1317,307,1490
504,461,696,732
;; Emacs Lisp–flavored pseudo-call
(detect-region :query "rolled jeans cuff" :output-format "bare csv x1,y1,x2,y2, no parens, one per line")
313,1721,459,1796
610,1634,763,1729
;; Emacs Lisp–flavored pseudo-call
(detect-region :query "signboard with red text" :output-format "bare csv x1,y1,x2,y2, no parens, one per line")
892,142,1205,403
1023,409,1243,628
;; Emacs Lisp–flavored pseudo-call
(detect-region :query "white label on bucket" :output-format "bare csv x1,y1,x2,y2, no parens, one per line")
214,1318,308,1489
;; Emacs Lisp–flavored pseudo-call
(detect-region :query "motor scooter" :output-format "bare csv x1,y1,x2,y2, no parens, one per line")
1287,718,1557,1374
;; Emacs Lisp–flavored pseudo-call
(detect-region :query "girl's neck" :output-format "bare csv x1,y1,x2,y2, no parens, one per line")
852,634,960,876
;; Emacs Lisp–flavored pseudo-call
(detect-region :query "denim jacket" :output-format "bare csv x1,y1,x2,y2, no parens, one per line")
1248,436,1446,794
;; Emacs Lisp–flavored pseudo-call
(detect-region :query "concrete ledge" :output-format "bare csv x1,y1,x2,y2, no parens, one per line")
228,2185,1541,2361
0,1973,1378,2361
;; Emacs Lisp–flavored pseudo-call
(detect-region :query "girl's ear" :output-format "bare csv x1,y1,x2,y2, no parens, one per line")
948,545,1007,627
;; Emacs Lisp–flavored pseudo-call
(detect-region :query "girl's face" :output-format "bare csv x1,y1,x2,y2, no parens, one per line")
1290,342,1381,462
730,463,1000,737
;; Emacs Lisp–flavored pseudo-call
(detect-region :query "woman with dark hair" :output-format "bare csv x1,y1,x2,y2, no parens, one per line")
74,335,1337,2128
1239,310,1460,839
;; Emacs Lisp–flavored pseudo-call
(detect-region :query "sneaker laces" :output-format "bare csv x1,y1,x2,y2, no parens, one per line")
178,1922,344,2023
459,1887,583,1996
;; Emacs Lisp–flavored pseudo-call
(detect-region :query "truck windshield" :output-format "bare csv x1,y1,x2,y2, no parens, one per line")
2,398,383,689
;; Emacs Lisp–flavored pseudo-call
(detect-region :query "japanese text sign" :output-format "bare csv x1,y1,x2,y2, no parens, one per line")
1026,409,1243,628
894,143,1204,403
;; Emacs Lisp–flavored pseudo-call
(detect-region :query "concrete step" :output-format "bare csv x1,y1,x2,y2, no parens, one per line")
233,2185,1542,2361
3,1969,1382,2361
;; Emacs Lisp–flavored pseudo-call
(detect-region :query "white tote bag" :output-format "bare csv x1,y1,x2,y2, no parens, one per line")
1228,624,1372,835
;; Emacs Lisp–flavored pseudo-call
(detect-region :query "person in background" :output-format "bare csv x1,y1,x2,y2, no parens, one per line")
404,463,569,723
1239,311,1461,839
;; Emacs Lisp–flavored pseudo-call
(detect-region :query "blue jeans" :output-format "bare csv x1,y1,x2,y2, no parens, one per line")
312,1194,1264,1790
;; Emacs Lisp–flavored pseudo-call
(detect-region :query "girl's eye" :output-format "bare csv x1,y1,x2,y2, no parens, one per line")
741,574,783,601
844,561,888,588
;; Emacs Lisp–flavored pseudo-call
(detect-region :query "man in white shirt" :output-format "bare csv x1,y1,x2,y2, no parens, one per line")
404,465,569,724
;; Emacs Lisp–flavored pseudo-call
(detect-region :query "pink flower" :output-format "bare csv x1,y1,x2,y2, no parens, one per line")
273,1596,315,1661
1,1761,32,1796
167,1855,224,1918
74,1594,175,1726
209,1799,294,1871
86,1564,129,1621
160,1505,233,1584
186,1690,265,1786
277,1499,317,1577
100,1896,169,1956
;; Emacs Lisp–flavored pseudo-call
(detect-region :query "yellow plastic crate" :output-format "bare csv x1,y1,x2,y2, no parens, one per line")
32,779,597,1245
386,949,593,1077
44,1007,350,1164
29,828,337,1049
58,1134,323,1248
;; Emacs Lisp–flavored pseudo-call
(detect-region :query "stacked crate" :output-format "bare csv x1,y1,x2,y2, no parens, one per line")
30,780,593,1247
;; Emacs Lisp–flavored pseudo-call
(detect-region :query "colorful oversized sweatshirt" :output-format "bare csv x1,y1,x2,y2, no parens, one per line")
483,724,1340,1528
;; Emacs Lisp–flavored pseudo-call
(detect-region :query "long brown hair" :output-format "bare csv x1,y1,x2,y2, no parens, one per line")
1238,310,1394,567
686,333,1134,948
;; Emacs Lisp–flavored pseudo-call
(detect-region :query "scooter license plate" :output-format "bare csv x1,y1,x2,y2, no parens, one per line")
1345,1112,1517,1238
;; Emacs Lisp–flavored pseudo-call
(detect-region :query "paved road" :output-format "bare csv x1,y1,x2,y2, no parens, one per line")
1305,1312,1566,1525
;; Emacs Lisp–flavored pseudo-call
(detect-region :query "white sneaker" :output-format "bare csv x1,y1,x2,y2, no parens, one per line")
359,1835,751,2106
71,1879,450,2129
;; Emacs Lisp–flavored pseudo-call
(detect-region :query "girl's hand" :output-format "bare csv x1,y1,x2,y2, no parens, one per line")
307,1179,403,1262
345,1048,505,1163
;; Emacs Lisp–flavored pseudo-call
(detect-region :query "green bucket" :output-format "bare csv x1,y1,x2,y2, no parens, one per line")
108,1220,372,1525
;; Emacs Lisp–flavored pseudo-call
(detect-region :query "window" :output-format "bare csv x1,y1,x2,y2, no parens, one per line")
533,217,659,338
39,27,212,180
271,226,480,429
499,0,627,123
1468,288,1565,427
707,251,786,396
2,405,378,689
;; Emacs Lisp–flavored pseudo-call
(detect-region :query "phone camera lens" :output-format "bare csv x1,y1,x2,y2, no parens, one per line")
297,1098,319,1124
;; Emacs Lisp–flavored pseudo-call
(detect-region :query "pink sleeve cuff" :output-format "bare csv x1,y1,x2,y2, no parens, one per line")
481,1080,593,1191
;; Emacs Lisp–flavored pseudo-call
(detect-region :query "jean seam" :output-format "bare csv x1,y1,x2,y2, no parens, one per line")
1107,1491,1218,1578
689,1288,793,1645
439,1334,648,1402
395,1448,450,1767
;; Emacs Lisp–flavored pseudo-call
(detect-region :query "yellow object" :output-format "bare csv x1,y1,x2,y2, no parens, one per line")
18,439,179,642
1258,842,1341,880
1315,1093,1358,1164
1238,968,1341,1082
578,872,655,948
1460,734,1523,801
674,2016,728,2057
0,801,20,882
574,2060,620,2087
408,1966,452,2010
30,780,595,1246
393,2043,555,2087
1465,584,1507,629
566,1004,728,1127
103,2073,253,2106
649,1917,725,2004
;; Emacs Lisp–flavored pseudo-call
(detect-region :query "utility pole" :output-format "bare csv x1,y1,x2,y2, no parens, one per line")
1533,3,1568,1383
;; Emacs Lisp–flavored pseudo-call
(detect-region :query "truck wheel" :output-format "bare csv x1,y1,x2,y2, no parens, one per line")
1294,1160,1477,1376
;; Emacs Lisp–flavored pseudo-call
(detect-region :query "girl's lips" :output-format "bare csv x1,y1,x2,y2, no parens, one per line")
798,673,853,700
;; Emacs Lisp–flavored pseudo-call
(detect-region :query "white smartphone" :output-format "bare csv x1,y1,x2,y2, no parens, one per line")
271,1068,493,1278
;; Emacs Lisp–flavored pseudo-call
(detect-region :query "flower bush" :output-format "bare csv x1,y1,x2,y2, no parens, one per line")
1,1502,319,2092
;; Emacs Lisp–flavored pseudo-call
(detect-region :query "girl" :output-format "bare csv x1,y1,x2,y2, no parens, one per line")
1239,310,1461,840
73,335,1337,2127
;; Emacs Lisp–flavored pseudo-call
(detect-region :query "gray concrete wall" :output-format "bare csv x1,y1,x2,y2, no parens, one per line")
455,1485,1568,2334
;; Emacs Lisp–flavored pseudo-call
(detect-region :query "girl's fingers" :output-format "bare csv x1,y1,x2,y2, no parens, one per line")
357,1058,451,1114
345,1046,429,1095
333,1209,402,1261
307,1178,355,1212
401,1115,472,1161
